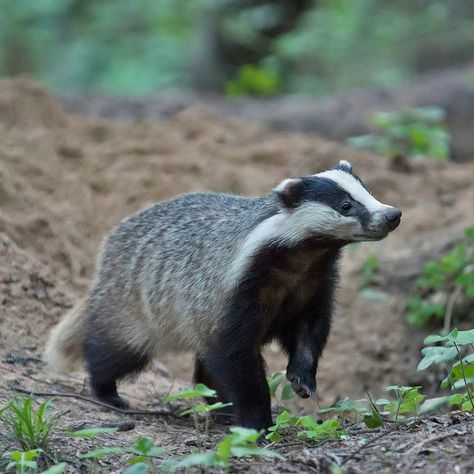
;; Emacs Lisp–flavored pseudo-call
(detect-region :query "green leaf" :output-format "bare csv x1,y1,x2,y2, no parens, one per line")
133,437,154,454
163,453,221,471
296,416,319,430
41,463,67,474
447,393,466,406
461,399,474,411
267,372,285,397
122,463,148,474
298,419,342,441
67,427,119,438
229,426,261,444
449,329,474,346
216,434,233,461
364,406,384,428
230,446,281,458
281,384,295,400
418,397,449,415
164,383,216,403
417,346,458,371
179,402,232,416
319,398,367,415
265,430,283,442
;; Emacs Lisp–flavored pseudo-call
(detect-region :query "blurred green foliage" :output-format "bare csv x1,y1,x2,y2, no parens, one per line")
225,65,279,97
407,227,474,327
348,107,451,160
1,0,473,96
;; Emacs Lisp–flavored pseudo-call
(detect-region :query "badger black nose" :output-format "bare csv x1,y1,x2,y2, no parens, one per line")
384,208,402,222
384,208,402,231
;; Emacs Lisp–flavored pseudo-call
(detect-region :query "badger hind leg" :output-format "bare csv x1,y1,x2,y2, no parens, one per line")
84,331,151,409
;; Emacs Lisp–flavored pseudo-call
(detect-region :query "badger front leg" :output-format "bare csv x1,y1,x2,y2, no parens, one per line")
281,301,332,399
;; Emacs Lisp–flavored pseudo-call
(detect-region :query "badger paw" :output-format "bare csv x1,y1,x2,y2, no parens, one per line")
286,372,316,399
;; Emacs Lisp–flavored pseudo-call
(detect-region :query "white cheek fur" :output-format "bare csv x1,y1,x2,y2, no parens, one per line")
226,202,361,287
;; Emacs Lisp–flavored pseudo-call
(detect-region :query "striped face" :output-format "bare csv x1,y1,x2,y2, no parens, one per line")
227,161,401,287
272,160,402,244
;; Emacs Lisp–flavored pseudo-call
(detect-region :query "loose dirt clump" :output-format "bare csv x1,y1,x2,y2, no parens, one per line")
0,78,473,472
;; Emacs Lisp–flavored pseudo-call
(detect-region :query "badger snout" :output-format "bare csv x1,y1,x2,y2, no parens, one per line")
384,208,402,231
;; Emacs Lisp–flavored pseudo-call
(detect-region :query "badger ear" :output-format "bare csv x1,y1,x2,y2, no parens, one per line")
273,177,304,209
333,160,353,173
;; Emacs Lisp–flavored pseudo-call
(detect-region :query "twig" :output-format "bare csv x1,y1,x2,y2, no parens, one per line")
443,285,462,334
403,430,466,470
404,429,466,457
341,425,405,466
10,386,179,418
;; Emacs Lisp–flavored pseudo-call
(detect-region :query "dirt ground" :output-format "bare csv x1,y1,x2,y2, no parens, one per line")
1,78,474,472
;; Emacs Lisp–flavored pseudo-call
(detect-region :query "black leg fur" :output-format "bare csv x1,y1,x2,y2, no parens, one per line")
280,294,333,399
194,357,234,423
201,347,272,430
84,334,150,408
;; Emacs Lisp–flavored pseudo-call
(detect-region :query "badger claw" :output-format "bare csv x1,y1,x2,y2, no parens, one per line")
286,372,316,399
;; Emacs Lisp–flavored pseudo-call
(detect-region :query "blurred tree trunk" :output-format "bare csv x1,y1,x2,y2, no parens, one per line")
191,0,315,92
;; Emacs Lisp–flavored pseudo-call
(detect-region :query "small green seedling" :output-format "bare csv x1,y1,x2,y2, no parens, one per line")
376,385,425,426
76,434,164,474
265,410,344,443
165,383,233,449
318,397,384,429
164,426,280,471
2,449,42,474
417,328,474,412
164,383,232,417
0,396,58,451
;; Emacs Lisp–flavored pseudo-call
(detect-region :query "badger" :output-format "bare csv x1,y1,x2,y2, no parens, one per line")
44,160,401,430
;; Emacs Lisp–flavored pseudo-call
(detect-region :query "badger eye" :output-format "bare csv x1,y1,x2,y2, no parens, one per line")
341,202,352,214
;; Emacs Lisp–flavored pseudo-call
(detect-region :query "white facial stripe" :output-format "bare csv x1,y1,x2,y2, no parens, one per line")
227,202,361,286
316,170,391,212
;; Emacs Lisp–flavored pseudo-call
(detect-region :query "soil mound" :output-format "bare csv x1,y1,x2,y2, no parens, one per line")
0,79,473,409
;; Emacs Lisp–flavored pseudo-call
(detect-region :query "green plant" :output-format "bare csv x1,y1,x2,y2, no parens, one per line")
225,64,280,97
0,397,58,451
265,410,344,443
417,328,474,412
75,432,165,474
375,385,425,426
348,106,450,160
164,426,280,471
360,255,379,288
407,227,474,328
164,383,232,450
2,449,42,474
267,372,295,404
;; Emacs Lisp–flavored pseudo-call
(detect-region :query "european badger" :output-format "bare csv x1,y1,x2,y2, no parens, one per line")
44,160,401,430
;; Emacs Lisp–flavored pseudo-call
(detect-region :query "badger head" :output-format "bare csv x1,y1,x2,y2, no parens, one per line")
273,160,401,244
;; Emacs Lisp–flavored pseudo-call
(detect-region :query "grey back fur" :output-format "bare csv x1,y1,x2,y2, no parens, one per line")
87,192,279,357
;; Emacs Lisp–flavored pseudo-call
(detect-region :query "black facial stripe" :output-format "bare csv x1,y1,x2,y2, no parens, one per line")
351,202,371,229
295,177,353,209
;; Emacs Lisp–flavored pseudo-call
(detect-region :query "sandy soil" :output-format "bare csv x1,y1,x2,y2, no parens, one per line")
1,78,474,473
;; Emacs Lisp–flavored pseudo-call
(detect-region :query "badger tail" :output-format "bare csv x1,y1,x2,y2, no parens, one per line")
43,299,87,373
